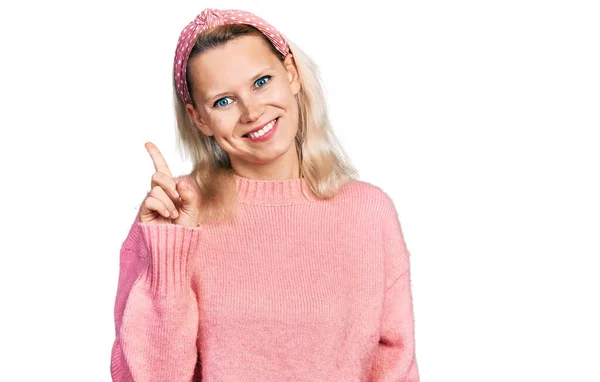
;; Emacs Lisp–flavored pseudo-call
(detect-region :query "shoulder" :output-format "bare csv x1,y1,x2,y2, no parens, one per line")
338,179,396,206
335,179,399,218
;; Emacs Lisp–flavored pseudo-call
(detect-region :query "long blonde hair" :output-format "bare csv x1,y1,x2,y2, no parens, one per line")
173,24,357,222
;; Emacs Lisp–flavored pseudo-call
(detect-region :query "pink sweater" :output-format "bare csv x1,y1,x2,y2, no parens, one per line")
110,175,419,381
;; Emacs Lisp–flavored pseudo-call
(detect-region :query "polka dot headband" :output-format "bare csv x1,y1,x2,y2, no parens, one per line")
174,8,291,104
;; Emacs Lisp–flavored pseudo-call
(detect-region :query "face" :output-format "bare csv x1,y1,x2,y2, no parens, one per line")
185,35,301,174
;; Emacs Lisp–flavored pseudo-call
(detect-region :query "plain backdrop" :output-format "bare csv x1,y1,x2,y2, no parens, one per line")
0,0,598,381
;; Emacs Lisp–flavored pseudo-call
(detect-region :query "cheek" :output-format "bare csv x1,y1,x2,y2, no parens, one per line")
267,84,297,114
208,113,238,136
267,82,295,105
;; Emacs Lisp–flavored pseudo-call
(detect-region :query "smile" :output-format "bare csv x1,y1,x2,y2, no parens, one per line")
243,118,279,142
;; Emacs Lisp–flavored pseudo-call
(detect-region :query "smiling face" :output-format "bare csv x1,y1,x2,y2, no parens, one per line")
185,34,302,178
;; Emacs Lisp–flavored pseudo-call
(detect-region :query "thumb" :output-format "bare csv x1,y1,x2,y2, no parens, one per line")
176,178,198,206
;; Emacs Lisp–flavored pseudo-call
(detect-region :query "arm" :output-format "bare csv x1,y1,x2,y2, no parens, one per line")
370,197,420,382
110,216,201,382
371,269,420,381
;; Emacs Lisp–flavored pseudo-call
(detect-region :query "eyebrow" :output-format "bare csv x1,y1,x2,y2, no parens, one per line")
205,68,275,103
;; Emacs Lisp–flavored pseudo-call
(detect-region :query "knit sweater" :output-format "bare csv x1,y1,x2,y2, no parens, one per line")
110,174,419,381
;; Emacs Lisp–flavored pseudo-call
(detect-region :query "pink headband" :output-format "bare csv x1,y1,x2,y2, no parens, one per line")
173,8,291,104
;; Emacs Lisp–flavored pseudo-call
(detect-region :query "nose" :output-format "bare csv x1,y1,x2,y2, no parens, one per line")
239,95,264,124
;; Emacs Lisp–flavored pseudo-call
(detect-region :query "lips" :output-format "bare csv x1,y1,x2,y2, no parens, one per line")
242,118,278,138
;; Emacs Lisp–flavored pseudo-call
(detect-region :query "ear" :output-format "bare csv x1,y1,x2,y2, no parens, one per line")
283,54,301,96
185,103,214,137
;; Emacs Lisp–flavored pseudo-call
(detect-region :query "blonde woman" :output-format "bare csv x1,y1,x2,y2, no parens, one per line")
110,8,420,381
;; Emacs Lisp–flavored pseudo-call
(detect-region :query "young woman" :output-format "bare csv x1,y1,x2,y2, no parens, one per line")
110,8,420,381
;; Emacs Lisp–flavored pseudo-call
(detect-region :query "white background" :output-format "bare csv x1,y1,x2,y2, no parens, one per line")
0,0,598,381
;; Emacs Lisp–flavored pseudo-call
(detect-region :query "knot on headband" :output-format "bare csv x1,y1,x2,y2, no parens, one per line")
194,8,222,27
173,8,291,105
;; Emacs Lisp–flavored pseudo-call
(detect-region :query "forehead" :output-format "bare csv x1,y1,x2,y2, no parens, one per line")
188,35,280,99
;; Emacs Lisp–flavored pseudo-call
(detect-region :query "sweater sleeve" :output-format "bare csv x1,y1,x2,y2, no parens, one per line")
370,196,420,381
110,216,202,382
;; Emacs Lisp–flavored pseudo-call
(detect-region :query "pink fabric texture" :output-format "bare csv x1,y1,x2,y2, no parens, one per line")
110,175,420,381
174,8,290,104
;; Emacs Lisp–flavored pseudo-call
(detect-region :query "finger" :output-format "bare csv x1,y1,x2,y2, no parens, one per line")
149,185,179,218
176,178,198,203
145,142,173,178
151,171,180,200
143,195,172,218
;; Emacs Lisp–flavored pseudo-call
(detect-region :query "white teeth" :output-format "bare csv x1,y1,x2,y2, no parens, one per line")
248,119,276,139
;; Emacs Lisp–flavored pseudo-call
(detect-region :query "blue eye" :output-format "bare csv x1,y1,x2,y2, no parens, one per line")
254,75,272,88
214,97,232,108
212,76,271,108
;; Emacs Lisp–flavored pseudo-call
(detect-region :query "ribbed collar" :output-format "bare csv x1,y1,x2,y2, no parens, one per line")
234,173,319,205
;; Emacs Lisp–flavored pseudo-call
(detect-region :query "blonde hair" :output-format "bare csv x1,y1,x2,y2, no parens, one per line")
173,24,358,222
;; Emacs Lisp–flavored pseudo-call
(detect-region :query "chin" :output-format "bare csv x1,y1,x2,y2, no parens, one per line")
244,138,297,165
248,146,290,164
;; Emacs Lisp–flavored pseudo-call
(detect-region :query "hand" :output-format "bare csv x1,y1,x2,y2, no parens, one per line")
138,142,200,227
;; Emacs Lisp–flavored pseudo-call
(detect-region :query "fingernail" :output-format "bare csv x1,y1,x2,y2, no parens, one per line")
172,209,179,218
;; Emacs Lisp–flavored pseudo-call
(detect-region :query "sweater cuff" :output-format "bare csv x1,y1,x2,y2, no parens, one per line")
137,222,201,297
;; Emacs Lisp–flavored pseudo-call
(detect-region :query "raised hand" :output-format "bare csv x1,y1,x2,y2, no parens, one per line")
138,142,200,227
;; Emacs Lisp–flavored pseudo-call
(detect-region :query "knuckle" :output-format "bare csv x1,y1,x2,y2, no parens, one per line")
165,197,176,210
151,185,163,195
152,172,167,186
143,196,154,208
152,187,174,206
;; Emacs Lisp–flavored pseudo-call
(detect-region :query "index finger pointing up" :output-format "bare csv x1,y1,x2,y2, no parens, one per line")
145,142,173,178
